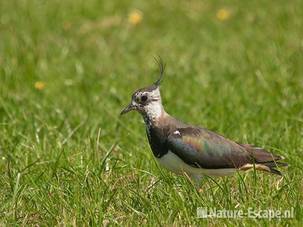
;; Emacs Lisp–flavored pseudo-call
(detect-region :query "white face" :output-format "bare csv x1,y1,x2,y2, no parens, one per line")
121,85,164,121
132,87,162,116
133,87,160,105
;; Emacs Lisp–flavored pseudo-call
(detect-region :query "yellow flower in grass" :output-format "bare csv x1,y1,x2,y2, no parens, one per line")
34,81,45,90
216,8,231,21
128,9,143,25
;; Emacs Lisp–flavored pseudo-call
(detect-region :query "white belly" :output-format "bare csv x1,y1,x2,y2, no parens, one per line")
156,151,236,177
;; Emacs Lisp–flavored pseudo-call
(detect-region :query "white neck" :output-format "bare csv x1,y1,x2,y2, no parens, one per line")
144,101,164,122
140,86,166,125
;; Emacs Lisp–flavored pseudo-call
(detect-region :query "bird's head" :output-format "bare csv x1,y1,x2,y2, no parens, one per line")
120,59,165,120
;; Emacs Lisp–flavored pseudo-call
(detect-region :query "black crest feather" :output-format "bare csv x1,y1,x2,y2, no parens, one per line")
153,57,165,86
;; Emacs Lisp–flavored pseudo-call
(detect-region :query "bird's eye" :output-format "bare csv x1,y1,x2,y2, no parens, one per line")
141,95,148,102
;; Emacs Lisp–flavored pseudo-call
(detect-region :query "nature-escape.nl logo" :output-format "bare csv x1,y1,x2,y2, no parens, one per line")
197,207,294,219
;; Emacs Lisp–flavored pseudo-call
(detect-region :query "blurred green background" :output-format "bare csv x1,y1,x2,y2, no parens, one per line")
0,0,302,225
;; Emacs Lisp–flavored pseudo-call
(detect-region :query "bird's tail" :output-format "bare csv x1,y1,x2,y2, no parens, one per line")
241,144,288,176
261,161,288,176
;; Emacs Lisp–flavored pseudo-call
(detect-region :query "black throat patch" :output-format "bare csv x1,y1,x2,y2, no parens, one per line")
144,118,169,158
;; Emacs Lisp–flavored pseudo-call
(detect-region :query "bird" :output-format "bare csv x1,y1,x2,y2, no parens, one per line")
120,59,287,186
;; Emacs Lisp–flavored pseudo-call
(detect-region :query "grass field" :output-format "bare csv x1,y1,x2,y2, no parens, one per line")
1,0,303,225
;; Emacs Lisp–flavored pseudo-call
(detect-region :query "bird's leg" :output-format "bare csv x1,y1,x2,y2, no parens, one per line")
183,172,203,191
190,175,203,191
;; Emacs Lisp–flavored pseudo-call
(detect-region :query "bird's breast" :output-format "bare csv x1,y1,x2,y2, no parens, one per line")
145,126,168,158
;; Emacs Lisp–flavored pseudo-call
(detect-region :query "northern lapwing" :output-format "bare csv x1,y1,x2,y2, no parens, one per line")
120,59,287,186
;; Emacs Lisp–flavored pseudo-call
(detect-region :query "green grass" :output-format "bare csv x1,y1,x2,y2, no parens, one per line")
1,0,303,225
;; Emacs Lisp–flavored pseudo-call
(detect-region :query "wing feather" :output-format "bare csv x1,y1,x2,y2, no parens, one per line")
166,127,252,169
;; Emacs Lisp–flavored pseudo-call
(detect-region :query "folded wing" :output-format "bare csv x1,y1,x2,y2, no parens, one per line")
166,127,285,171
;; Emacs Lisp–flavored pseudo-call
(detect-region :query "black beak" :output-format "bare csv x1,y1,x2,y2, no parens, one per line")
120,103,136,115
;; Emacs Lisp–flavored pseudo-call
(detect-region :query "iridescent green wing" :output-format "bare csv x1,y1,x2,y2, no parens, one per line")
166,127,251,169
